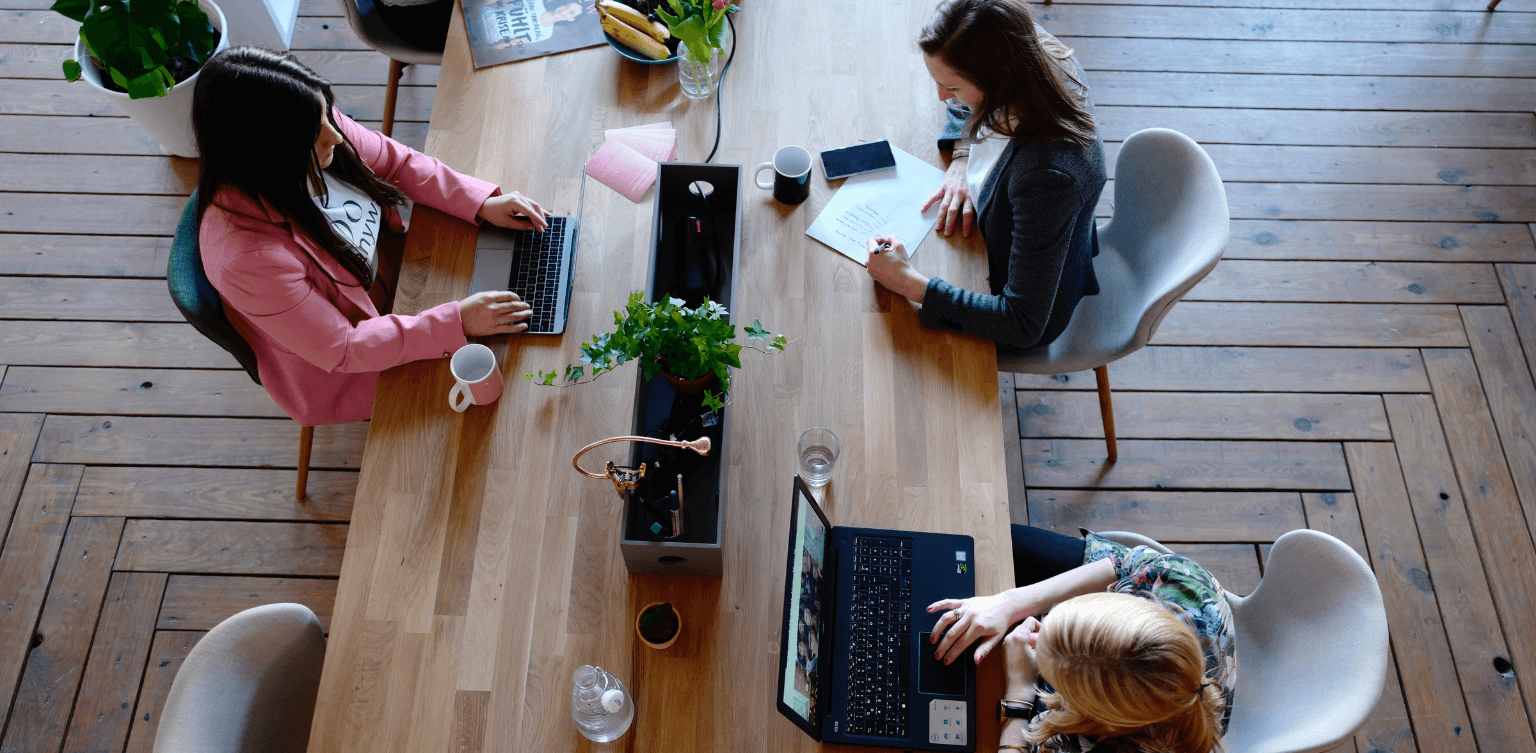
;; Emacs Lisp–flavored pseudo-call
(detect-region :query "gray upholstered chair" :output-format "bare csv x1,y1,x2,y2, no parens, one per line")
1000,128,1229,462
153,603,326,753
333,0,442,137
168,193,315,500
1098,529,1390,753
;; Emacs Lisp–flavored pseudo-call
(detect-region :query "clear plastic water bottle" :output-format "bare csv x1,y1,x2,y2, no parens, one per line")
570,665,634,742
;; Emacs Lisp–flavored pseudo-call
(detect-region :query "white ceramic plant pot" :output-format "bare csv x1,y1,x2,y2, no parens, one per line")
73,0,229,157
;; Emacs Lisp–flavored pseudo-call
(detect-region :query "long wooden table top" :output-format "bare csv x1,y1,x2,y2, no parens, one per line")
307,2,1016,750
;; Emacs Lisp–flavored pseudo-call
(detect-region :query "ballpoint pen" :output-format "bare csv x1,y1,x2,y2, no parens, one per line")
874,241,890,255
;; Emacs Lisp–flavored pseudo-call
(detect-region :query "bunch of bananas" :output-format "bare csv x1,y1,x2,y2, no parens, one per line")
599,0,676,60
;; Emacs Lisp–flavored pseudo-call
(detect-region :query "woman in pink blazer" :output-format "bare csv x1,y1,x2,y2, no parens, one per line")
192,47,544,426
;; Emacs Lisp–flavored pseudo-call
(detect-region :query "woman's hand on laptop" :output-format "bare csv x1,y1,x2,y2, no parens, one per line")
460,290,532,335
478,190,550,232
927,590,1032,666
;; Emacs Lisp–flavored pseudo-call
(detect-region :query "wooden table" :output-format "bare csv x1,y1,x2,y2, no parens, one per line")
306,2,1016,750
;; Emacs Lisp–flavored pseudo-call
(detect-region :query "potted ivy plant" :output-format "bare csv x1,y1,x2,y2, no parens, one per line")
54,0,228,157
527,293,788,411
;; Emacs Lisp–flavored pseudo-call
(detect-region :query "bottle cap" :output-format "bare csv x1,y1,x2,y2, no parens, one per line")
601,688,625,713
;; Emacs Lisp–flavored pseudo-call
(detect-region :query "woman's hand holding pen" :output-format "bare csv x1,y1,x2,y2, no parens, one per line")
865,235,930,303
478,190,551,232
922,157,974,238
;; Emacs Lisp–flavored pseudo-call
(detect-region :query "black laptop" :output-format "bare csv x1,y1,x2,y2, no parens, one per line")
776,475,977,750
466,168,588,335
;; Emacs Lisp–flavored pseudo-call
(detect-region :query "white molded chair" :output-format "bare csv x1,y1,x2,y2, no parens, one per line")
1099,529,1389,753
1001,128,1229,461
153,603,326,753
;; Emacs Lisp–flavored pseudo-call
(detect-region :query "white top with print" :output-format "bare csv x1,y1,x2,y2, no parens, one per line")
313,171,382,270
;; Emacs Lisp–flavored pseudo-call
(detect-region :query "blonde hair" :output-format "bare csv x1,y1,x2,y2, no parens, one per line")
1026,593,1224,753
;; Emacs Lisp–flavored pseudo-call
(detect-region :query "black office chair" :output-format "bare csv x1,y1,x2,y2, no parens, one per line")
333,0,444,138
167,192,316,500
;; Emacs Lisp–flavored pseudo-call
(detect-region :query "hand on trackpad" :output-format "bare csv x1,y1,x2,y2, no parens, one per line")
918,632,969,696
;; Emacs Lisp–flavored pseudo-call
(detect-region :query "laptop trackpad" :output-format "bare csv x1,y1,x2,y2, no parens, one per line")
917,633,969,696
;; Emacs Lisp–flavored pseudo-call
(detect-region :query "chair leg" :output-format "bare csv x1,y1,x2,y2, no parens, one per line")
382,59,403,138
1487,0,1501,9
297,425,314,502
1094,365,1118,463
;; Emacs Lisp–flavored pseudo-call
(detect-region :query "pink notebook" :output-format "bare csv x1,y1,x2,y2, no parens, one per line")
587,122,677,202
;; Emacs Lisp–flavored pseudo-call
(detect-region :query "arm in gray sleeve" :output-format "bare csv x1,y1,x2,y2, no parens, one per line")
918,167,1081,348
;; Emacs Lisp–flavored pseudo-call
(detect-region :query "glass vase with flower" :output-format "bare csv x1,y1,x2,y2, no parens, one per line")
657,0,738,99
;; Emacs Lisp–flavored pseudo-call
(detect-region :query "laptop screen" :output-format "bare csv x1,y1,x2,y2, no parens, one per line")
777,476,831,737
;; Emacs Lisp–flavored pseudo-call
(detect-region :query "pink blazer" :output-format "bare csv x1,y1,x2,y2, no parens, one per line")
199,109,499,426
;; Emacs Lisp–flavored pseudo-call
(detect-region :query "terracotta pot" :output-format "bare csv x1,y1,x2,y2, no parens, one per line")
660,363,719,395
635,602,680,649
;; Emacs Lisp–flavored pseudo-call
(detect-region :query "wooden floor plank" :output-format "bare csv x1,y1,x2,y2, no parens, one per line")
1069,36,1536,78
0,276,188,322
1096,106,1536,149
0,153,196,195
1184,260,1504,304
74,466,355,521
1107,143,1536,187
0,234,171,277
1026,489,1305,541
289,49,439,85
1162,542,1263,596
1012,346,1431,393
33,415,368,469
157,575,336,631
0,114,163,155
1150,302,1469,348
1345,441,1477,753
1299,491,1421,753
1089,71,1536,113
1036,6,1536,44
1387,394,1536,749
58,571,165,753
122,630,202,753
0,412,43,546
1226,221,1536,263
0,515,122,753
1497,264,1536,399
0,78,436,122
0,464,81,723
0,322,241,369
1021,439,1352,490
1019,391,1391,440
1102,181,1536,223
114,520,348,576
0,366,284,418
1460,307,1536,548
291,15,370,49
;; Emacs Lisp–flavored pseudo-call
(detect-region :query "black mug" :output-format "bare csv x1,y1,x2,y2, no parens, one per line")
754,145,812,205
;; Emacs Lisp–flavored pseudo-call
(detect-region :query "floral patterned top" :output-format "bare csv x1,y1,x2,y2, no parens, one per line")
1020,532,1238,753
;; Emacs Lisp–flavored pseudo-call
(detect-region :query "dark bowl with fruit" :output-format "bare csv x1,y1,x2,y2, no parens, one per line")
602,0,681,63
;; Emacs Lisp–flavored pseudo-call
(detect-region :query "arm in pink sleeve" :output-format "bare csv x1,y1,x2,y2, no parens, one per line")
219,244,468,373
332,107,501,224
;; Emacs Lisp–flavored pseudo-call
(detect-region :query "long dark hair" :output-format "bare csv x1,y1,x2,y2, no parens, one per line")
918,0,1096,149
192,46,408,288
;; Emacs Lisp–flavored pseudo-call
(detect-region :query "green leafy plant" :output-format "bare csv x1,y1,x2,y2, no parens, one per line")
655,0,738,66
53,0,220,99
526,292,788,412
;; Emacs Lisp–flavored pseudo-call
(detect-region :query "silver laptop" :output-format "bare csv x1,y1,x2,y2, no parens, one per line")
467,167,588,335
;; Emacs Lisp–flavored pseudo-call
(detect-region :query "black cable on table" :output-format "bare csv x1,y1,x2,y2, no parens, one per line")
704,14,737,164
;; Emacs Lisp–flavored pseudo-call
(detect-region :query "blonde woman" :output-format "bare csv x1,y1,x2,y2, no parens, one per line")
929,529,1235,752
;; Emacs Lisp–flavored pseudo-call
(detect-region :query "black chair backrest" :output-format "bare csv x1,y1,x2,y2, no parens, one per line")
167,191,263,385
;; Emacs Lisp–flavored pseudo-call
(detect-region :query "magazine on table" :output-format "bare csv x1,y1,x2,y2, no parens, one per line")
462,0,604,69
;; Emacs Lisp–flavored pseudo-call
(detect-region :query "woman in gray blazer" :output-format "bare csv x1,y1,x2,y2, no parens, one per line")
866,0,1106,352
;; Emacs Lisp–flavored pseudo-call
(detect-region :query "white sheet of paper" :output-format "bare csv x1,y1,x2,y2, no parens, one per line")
805,145,945,266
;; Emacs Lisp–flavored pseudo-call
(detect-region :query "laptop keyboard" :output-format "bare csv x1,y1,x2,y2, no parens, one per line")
846,536,914,739
507,216,568,333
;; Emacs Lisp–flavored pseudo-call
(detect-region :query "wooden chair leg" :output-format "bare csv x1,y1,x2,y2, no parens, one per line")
382,59,403,138
1487,0,1501,9
1094,365,1118,463
297,425,314,502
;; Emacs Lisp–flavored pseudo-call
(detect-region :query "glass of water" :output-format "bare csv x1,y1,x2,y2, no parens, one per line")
797,427,840,487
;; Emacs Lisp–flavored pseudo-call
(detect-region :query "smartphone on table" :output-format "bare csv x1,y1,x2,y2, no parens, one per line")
820,140,897,181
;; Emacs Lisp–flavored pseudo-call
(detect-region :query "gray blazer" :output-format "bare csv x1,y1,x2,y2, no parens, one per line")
920,73,1107,351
